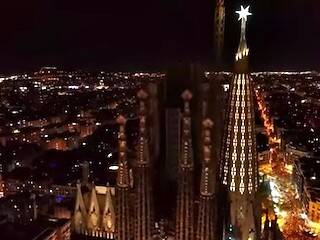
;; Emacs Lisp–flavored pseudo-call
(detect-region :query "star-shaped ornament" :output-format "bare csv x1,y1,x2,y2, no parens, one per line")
236,5,252,21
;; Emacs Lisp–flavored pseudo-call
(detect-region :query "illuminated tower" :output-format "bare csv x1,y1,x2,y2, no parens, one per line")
175,90,195,240
220,6,258,240
196,119,215,240
116,115,132,240
214,0,225,63
134,90,154,240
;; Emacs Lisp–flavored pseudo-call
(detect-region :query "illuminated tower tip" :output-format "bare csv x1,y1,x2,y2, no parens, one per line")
235,5,252,73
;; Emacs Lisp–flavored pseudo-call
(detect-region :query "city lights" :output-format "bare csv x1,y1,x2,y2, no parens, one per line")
0,1,318,239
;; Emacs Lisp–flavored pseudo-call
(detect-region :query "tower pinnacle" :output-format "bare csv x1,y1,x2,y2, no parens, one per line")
137,89,149,166
235,5,252,73
181,89,193,114
200,119,214,196
116,115,132,240
180,90,193,168
116,115,130,188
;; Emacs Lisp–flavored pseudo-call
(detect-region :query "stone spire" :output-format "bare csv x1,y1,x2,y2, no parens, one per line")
137,89,150,166
219,5,258,240
116,115,132,240
196,119,215,240
134,89,154,240
200,119,215,196
180,89,194,168
175,89,195,240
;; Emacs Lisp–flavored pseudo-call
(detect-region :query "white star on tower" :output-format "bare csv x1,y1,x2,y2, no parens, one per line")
236,5,252,22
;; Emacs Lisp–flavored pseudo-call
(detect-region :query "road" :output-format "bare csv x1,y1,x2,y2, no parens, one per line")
255,87,319,240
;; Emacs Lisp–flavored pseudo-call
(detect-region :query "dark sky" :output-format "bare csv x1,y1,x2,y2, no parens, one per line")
0,0,319,72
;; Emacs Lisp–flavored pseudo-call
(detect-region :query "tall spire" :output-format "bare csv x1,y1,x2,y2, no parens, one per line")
200,119,215,196
134,89,154,240
196,119,215,240
219,5,258,240
116,115,132,240
137,89,150,166
175,89,195,240
214,0,225,64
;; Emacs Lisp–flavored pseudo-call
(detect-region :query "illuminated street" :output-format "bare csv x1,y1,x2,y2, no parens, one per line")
256,87,319,240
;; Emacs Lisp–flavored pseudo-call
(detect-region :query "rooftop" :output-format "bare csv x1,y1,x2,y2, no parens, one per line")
0,218,70,240
297,157,320,202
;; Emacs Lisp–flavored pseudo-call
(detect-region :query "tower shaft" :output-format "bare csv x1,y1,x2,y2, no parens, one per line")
175,90,195,240
220,73,257,193
116,188,131,240
134,168,153,240
220,72,257,240
197,196,215,240
176,171,194,240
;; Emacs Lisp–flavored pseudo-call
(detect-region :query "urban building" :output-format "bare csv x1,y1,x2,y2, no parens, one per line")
0,192,37,224
293,157,320,224
0,218,71,240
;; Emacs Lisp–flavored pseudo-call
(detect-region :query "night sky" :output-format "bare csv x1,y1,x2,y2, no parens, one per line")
0,0,319,72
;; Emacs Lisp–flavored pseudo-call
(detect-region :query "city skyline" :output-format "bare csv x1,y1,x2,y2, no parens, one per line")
1,1,320,240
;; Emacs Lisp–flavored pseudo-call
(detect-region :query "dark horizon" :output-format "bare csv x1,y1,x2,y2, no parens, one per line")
0,0,319,73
